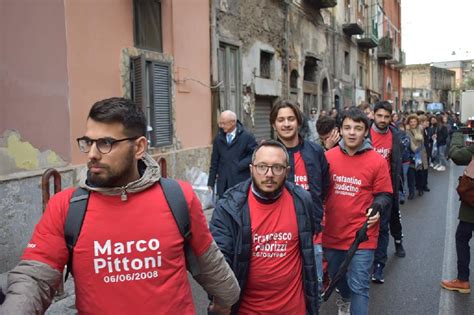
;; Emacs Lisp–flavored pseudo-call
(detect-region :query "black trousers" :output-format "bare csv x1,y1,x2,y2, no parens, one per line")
456,221,474,281
408,168,428,193
374,195,403,267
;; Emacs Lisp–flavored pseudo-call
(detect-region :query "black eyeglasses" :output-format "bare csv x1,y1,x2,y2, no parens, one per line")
252,163,287,176
76,136,139,154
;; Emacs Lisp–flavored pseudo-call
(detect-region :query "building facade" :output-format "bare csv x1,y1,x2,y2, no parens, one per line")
401,64,456,112
0,0,213,272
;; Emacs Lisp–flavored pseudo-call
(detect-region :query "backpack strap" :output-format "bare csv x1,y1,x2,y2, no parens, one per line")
159,177,200,276
64,187,90,280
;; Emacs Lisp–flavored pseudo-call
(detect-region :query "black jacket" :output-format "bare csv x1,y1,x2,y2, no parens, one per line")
437,125,449,146
285,138,329,232
369,124,403,198
209,179,319,315
208,121,257,196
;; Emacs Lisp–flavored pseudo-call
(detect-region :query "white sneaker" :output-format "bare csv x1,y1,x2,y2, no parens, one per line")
433,164,441,170
336,297,351,315
430,162,434,168
437,165,446,171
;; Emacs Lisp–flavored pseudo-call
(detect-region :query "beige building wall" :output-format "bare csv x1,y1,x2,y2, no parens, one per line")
65,0,134,164
167,0,212,148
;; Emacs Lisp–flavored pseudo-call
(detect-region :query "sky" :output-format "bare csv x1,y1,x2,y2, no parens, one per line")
402,0,474,64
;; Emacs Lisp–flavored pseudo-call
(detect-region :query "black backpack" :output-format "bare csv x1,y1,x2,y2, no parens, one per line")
63,177,199,280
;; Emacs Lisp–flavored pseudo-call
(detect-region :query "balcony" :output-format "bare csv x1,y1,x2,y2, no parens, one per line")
343,7,364,36
378,36,393,60
357,19,378,48
394,50,406,68
387,46,400,64
307,0,337,8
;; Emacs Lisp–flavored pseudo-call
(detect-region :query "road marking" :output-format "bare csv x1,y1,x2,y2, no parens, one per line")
439,162,458,315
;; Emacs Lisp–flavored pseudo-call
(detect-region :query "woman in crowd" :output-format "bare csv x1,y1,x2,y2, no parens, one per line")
406,114,429,199
434,115,449,171
427,115,438,167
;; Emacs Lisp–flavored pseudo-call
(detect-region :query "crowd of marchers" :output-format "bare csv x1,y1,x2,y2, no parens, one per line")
0,97,465,315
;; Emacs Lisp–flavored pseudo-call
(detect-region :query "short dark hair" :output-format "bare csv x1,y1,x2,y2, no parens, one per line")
340,107,369,130
316,116,337,136
269,99,303,126
88,97,147,137
251,140,289,166
373,101,393,114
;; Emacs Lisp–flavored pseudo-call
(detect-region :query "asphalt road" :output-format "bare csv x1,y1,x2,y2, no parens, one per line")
37,162,474,314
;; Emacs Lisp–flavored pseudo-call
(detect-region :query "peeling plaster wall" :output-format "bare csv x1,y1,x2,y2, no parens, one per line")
1,0,70,172
0,131,67,176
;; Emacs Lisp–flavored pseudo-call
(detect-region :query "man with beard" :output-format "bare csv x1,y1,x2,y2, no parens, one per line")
1,98,239,314
210,140,319,314
369,101,406,285
323,108,392,315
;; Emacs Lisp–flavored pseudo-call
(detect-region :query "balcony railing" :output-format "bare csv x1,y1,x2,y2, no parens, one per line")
394,49,406,68
378,36,393,60
387,46,400,64
357,19,378,48
343,5,364,36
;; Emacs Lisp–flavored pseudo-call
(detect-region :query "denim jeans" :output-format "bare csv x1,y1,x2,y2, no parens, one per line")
325,249,374,315
438,145,448,167
314,244,323,301
456,221,474,281
400,163,409,201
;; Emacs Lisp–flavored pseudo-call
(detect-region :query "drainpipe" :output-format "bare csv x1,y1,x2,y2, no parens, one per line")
210,0,218,136
284,0,290,98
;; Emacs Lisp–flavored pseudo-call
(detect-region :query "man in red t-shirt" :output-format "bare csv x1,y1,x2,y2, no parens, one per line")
1,98,239,314
323,108,392,315
210,140,319,314
369,101,405,285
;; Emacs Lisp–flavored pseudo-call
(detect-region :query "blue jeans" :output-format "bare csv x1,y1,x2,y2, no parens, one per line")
400,163,409,201
314,244,323,300
438,145,447,166
456,221,474,281
325,249,374,315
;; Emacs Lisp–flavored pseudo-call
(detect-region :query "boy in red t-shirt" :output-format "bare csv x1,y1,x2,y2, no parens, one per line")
323,108,392,315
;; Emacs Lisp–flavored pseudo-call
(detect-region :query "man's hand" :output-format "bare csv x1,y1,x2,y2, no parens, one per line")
324,128,341,150
208,186,213,192
366,208,380,228
208,301,231,315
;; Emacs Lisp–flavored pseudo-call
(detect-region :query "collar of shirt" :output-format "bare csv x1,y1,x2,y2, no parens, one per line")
227,128,237,140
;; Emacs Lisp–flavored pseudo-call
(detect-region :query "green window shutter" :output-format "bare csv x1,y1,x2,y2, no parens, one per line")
150,61,172,146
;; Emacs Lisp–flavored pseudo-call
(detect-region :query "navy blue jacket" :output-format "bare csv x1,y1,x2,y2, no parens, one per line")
207,121,257,196
285,138,329,231
209,179,319,315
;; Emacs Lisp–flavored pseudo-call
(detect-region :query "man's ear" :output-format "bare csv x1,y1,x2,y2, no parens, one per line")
135,136,148,159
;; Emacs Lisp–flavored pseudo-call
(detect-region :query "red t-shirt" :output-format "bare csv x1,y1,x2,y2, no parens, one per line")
293,151,309,190
323,147,392,250
22,182,212,314
238,188,306,315
370,128,393,173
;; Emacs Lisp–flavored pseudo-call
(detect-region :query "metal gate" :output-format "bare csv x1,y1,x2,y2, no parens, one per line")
253,97,273,141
